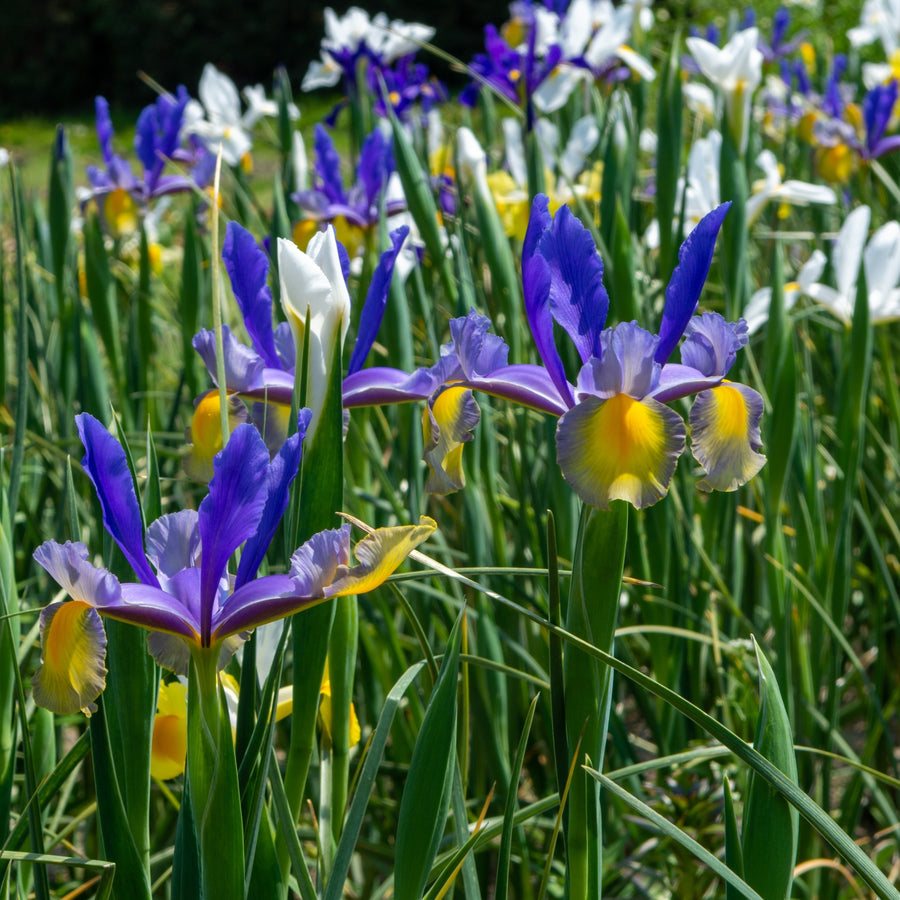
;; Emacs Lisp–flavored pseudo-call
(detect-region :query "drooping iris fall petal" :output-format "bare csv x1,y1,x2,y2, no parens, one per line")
327,517,438,597
422,386,481,493
33,601,108,716
556,394,686,509
150,680,188,780
690,382,766,491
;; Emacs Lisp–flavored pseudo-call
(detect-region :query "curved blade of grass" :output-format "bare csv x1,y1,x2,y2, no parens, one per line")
0,851,115,900
723,777,744,900
324,661,427,900
495,694,539,900
399,551,900,900
426,788,494,900
393,610,463,900
741,642,798,900
587,769,765,900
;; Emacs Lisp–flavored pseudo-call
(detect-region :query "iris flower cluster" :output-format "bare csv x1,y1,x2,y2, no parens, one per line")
448,196,767,508
188,220,408,475
32,413,435,716
192,198,765,510
292,124,404,254
82,90,210,237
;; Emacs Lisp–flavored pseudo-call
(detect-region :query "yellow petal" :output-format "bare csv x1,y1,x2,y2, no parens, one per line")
103,187,138,238
423,386,480,494
183,390,248,482
556,394,686,509
327,517,437,597
33,601,108,716
151,680,188,781
690,383,766,492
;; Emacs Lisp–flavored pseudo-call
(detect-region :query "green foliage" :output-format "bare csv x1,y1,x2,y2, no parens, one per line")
2,4,900,898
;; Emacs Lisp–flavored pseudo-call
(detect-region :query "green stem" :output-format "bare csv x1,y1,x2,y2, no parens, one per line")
185,647,244,899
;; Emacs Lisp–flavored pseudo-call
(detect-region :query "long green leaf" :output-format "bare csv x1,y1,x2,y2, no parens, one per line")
404,554,899,899
741,640,798,900
393,609,463,900
325,661,427,900
586,769,765,900
494,694,539,900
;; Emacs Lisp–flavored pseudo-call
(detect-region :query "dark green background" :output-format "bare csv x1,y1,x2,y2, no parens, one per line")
0,0,511,115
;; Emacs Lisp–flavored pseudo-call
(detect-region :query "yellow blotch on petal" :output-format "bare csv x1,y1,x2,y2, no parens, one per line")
183,390,247,482
328,516,437,598
422,385,480,493
815,143,855,184
332,215,365,259
557,394,685,509
103,188,138,238
691,383,766,492
292,218,320,250
797,111,819,145
148,242,164,275
487,171,529,240
151,680,188,781
318,662,361,750
800,42,815,69
33,601,108,717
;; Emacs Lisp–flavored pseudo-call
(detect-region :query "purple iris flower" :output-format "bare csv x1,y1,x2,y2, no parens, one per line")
758,8,805,63
460,22,562,130
369,56,449,121
814,80,900,164
435,196,766,509
32,411,435,714
862,81,900,159
83,91,198,231
190,221,408,457
293,125,406,234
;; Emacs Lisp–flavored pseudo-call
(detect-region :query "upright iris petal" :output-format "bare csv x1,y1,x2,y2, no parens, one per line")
76,414,159,588
656,203,732,364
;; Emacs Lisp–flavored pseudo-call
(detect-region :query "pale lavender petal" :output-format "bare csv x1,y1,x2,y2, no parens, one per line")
649,364,723,403
192,326,267,392
578,322,660,400
680,312,749,377
449,310,509,378
289,525,352,596
145,510,200,581
33,541,122,610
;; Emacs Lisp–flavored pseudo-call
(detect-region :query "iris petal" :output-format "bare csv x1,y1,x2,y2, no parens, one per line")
33,601,108,716
690,382,766,491
557,394,686,509
326,516,437,597
76,414,158,587
150,680,188,780
422,385,481,494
